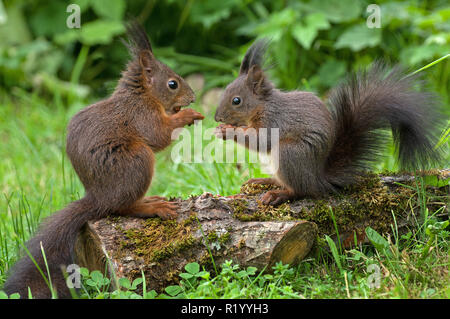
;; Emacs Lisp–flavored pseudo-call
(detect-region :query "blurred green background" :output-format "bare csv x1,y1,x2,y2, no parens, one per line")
1,0,449,101
0,0,449,298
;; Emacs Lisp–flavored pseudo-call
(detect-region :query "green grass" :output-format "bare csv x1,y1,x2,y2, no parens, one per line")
0,78,448,298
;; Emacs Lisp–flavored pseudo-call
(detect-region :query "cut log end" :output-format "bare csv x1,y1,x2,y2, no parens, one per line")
269,221,318,268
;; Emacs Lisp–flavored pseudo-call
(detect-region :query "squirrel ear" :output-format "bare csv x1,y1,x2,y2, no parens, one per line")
239,51,252,75
138,50,155,72
246,65,269,95
240,40,269,75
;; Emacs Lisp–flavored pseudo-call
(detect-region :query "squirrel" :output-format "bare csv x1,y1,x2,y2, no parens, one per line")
3,22,204,298
214,40,443,206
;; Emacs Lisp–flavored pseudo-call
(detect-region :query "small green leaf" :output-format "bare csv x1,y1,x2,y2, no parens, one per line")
54,29,81,46
165,285,182,297
292,13,330,49
196,271,210,279
86,279,97,287
102,277,110,286
422,175,449,188
91,0,125,21
325,235,343,274
144,290,158,299
335,24,381,51
90,270,104,284
118,277,131,289
80,20,125,45
79,267,90,277
131,278,143,290
304,0,362,23
366,227,391,256
185,262,200,275
189,0,238,29
253,8,298,41
246,267,257,276
179,272,194,280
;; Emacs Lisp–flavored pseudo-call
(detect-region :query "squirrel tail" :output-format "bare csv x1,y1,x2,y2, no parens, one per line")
325,61,443,187
3,196,101,298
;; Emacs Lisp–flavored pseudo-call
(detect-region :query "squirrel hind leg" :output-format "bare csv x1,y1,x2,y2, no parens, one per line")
118,198,179,220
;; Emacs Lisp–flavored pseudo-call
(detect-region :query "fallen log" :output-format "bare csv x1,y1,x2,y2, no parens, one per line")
74,170,449,292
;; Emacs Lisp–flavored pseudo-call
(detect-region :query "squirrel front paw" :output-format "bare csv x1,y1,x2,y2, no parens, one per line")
214,123,235,139
178,108,204,126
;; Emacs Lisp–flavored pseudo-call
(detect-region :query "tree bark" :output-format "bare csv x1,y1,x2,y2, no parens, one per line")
74,170,449,292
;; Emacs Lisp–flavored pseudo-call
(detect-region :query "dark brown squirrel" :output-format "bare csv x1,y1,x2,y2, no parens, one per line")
3,22,204,298
214,40,443,206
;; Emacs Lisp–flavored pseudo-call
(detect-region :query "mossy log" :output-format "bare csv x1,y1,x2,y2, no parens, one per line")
75,170,448,292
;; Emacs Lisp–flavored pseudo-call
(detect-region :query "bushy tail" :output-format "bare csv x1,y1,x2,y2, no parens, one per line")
3,197,99,298
325,61,443,187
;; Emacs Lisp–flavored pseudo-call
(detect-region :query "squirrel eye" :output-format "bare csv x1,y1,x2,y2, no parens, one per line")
232,97,241,105
168,80,178,90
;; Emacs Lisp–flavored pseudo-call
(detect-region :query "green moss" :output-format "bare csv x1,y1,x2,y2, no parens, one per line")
218,232,231,245
120,217,199,263
182,212,198,226
230,198,294,222
296,173,416,236
229,173,440,237
107,216,123,224
207,231,218,242
207,230,231,246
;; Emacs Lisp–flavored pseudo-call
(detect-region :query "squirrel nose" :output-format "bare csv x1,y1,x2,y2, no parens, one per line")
215,113,223,122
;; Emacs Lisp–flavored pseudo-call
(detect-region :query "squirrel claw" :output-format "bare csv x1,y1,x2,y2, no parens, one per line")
154,201,179,220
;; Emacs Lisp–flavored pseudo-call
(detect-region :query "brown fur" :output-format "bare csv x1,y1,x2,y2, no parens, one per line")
3,22,204,298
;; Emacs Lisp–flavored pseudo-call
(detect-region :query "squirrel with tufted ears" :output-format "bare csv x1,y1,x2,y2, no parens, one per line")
3,22,204,298
215,40,443,206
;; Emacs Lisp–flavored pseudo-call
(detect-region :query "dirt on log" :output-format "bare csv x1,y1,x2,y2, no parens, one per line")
74,170,449,292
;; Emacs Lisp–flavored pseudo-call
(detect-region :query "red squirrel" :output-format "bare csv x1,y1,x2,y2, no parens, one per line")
215,40,443,206
3,22,204,298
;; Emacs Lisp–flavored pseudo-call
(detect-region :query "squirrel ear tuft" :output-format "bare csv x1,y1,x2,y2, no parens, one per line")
246,65,271,95
239,39,269,75
122,20,153,58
